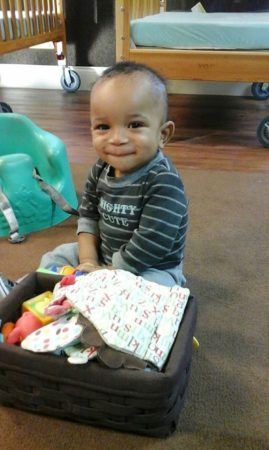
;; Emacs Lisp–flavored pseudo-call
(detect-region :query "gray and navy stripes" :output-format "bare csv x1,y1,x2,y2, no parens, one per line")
78,150,188,275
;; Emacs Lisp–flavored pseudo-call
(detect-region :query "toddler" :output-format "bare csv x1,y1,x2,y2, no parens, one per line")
40,61,188,287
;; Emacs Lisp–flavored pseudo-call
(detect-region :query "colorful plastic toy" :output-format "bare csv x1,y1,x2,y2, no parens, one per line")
1,322,15,342
58,265,76,275
22,291,54,325
47,265,84,277
6,312,43,345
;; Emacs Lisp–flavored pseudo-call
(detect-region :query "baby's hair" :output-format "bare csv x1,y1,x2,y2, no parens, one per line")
95,61,168,121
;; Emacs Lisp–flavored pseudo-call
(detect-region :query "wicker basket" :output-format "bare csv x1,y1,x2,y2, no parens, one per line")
0,271,197,437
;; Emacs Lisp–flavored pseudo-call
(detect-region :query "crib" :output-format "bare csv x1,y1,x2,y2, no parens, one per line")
115,0,269,147
0,0,80,105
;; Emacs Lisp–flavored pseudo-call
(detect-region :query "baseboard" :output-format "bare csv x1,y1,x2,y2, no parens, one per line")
0,65,104,90
168,79,251,96
0,64,252,96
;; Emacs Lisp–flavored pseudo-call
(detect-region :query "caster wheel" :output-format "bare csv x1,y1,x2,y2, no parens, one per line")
257,116,269,147
60,70,81,92
251,82,269,100
0,102,13,113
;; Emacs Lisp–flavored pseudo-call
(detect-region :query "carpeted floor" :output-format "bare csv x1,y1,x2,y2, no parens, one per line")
1,165,268,450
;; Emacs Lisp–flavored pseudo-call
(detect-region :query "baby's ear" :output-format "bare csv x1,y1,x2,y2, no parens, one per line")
159,121,175,148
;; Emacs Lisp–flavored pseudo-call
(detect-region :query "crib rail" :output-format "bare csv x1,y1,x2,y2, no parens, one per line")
0,0,65,55
130,0,163,20
115,0,164,61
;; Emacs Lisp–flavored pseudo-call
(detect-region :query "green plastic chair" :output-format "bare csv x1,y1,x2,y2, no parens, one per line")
0,114,78,239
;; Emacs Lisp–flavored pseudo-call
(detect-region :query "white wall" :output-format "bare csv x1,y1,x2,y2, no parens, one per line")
0,64,252,95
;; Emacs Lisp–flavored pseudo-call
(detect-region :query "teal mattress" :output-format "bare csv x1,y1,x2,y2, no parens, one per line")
130,12,269,50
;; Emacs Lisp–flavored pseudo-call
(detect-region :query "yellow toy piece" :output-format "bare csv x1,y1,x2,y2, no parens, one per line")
192,336,200,349
22,291,54,325
59,265,76,275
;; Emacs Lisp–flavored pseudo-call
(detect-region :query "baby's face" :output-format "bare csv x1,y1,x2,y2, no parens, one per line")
90,74,173,177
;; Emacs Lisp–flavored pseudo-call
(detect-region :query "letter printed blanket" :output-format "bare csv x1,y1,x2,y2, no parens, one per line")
49,269,190,370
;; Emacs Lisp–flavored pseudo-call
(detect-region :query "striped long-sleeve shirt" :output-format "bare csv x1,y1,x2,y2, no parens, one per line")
77,150,188,275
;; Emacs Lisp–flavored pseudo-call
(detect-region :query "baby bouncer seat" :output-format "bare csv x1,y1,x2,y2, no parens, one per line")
0,114,78,242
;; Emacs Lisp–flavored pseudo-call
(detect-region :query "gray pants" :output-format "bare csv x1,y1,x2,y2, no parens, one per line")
40,242,186,287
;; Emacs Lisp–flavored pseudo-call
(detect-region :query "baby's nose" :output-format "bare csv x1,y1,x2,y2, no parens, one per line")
109,127,128,144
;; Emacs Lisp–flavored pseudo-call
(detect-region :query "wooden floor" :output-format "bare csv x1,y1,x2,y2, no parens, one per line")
1,87,269,172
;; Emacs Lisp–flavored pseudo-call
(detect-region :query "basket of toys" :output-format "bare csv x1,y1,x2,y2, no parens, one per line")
0,270,197,437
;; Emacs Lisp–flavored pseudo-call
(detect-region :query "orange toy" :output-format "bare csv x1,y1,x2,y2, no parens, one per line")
59,266,76,275
1,322,15,342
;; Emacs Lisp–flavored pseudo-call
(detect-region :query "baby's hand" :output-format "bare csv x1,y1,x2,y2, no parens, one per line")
76,261,102,273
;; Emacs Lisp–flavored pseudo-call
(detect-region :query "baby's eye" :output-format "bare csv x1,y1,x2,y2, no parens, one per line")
95,124,110,130
128,121,144,129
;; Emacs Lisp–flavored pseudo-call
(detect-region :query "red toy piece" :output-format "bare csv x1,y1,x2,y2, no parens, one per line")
60,274,76,287
6,312,43,345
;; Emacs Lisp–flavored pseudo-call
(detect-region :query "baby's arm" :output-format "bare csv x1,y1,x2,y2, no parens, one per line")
76,162,104,273
112,171,187,274
76,232,102,272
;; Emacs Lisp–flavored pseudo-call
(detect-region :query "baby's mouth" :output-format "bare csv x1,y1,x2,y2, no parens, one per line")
105,148,135,157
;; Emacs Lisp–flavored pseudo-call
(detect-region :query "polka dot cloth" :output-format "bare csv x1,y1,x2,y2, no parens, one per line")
21,314,82,353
